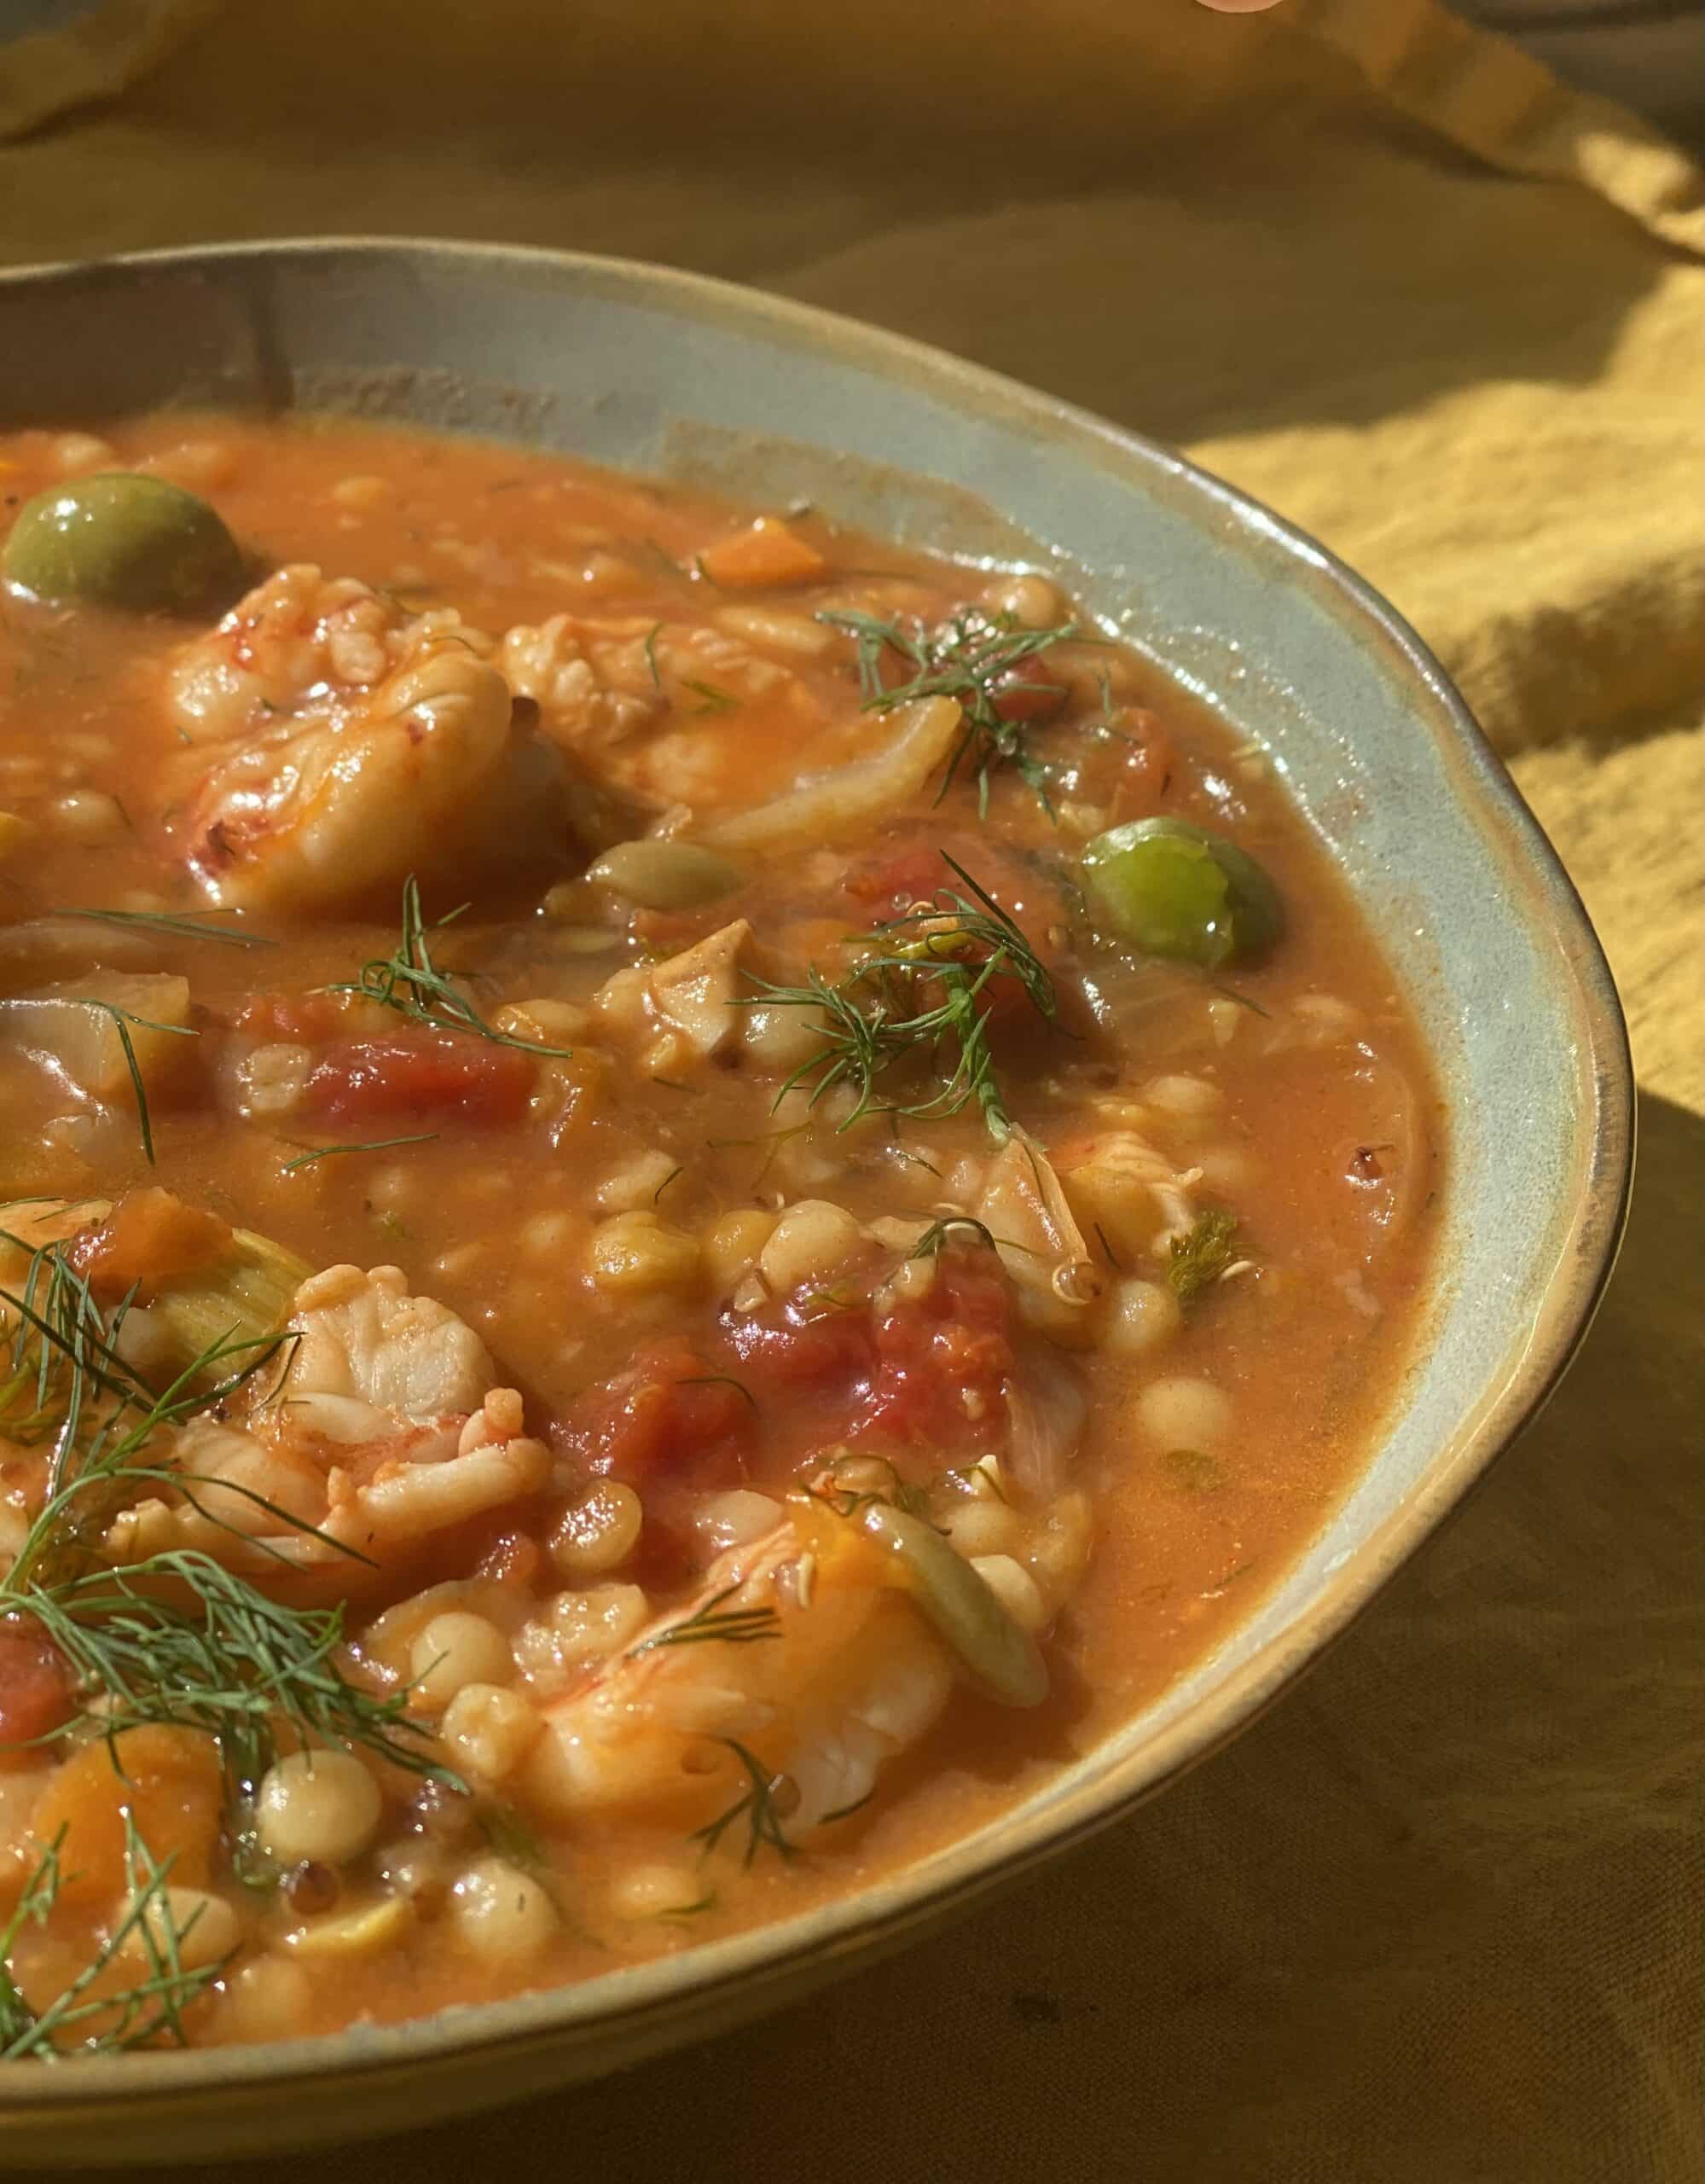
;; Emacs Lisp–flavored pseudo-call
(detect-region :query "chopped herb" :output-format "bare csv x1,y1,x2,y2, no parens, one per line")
1093,1221,1126,1272
62,908,274,950
910,1215,997,1259
642,622,664,690
689,1740,796,1867
652,1164,684,1204
281,1131,440,1173
1165,1211,1241,1305
706,1121,808,1189
629,1583,781,1656
1212,985,1272,1019
87,1002,197,1167
14,1548,448,1796
798,1287,858,1320
0,1244,461,1801
740,855,1057,1142
328,876,572,1057
656,1892,719,1920
676,1374,758,1410
817,606,1078,816
1161,1448,1224,1492
477,1804,552,1873
820,1788,875,1825
680,678,737,716
0,1818,229,2058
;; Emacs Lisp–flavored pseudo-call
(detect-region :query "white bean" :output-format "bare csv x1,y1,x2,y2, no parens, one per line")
689,1490,783,1553
758,1199,865,1293
216,1957,314,2042
610,1862,708,1920
1137,1374,1235,1452
124,1885,242,1972
1103,1277,1183,1359
941,1498,1023,1560
409,1612,514,1708
49,791,125,844
979,571,1065,628
449,1856,559,1962
254,1751,383,1867
440,1685,542,1784
550,1480,643,1579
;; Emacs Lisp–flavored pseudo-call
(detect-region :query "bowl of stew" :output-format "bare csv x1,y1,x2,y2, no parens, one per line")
0,241,1630,2161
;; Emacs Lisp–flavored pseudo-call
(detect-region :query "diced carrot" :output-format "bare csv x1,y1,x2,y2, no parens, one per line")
67,1188,231,1304
304,1031,535,1126
26,1724,224,1905
696,517,828,590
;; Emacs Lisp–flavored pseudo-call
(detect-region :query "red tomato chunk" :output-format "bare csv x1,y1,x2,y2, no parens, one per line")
0,1623,77,1757
723,1250,1014,1457
304,1031,536,1125
555,1337,753,1487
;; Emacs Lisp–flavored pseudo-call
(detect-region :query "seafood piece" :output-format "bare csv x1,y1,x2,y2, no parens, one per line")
167,565,491,744
1053,1125,1203,1263
974,1133,1104,1340
522,1505,957,1837
168,568,567,910
100,1268,548,1593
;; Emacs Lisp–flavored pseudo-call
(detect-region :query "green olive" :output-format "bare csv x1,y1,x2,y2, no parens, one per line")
2,473,244,612
1080,816,1284,968
585,838,745,911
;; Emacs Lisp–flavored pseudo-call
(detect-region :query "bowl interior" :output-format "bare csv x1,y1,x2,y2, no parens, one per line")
0,241,1631,2156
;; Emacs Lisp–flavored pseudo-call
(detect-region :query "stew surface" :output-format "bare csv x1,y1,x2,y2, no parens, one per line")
0,415,1441,2053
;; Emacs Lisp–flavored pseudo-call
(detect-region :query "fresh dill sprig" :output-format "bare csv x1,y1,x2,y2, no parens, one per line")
689,1740,797,1867
328,876,573,1058
803,1456,933,1525
629,1583,781,1658
13,1548,446,1792
740,855,1057,1141
820,1787,875,1826
680,678,737,716
642,622,664,689
87,1003,197,1167
0,1818,229,2059
817,606,1076,816
281,1132,440,1173
1,1243,457,1796
62,909,274,950
1166,1210,1241,1305
909,1216,998,1259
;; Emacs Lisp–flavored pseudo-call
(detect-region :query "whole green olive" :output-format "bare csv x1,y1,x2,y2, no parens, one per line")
2,473,244,612
1080,815,1285,968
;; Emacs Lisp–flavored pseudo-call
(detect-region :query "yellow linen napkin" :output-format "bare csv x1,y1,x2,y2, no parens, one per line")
1,4,1699,2178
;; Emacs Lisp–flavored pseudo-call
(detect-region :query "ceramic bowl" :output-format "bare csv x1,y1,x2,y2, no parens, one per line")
0,240,1632,2165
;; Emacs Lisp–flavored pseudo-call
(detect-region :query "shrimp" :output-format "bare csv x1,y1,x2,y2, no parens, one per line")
167,565,491,745
168,569,568,911
522,1486,1051,1833
101,1267,550,1596
974,1133,1107,1343
521,1502,955,1838
498,613,826,808
1052,1125,1203,1264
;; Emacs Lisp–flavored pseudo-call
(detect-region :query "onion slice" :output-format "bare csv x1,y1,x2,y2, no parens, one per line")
696,696,961,854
